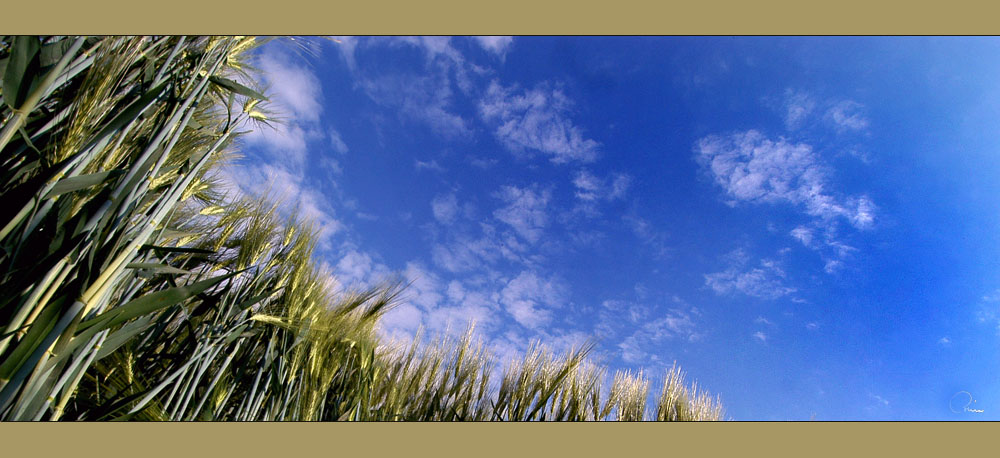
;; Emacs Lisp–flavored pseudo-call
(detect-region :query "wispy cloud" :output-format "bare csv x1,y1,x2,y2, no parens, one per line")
779,89,869,135
330,36,360,71
415,159,446,173
753,331,768,342
975,290,1000,335
393,36,465,64
695,130,876,230
335,37,493,140
500,271,566,329
467,156,499,169
360,72,471,139
621,213,669,258
823,259,843,274
790,225,814,247
431,238,494,273
423,279,501,334
755,316,774,326
621,309,700,364
480,80,600,164
473,36,514,57
572,170,631,202
431,193,460,224
329,128,349,154
596,299,700,365
255,49,324,123
938,337,951,346
402,262,445,312
705,250,796,300
869,393,890,407
378,303,423,341
493,184,551,243
783,89,816,131
379,264,505,340
335,249,376,286
333,247,394,289
789,223,862,275
430,224,526,274
826,100,869,132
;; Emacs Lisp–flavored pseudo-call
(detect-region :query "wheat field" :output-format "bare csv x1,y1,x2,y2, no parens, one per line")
0,36,723,421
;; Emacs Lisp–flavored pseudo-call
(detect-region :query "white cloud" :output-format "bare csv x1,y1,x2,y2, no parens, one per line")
335,249,376,286
431,193,460,224
426,303,495,335
432,240,488,273
646,310,698,340
609,174,632,200
619,213,670,259
335,36,467,75
790,226,814,247
379,265,503,340
869,393,890,407
597,300,700,365
789,223,862,275
328,246,395,292
572,170,601,201
480,80,600,164
396,36,462,61
784,89,815,130
425,280,499,334
780,90,868,134
827,100,869,132
755,316,774,326
341,36,488,139
975,289,1000,335
572,170,631,202
849,196,876,229
938,337,951,346
474,36,514,56
806,322,819,330
705,251,796,300
329,128,349,154
430,225,524,274
330,36,360,71
414,159,446,173
241,123,316,165
402,262,444,311
753,331,768,342
468,156,499,169
617,336,649,364
500,271,566,329
705,267,795,299
361,72,471,139
823,259,843,274
378,302,423,340
255,49,324,123
695,130,876,230
493,185,551,243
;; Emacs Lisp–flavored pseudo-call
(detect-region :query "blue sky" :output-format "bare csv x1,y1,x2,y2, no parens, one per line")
223,36,1000,420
